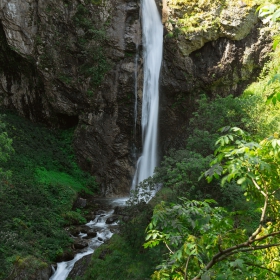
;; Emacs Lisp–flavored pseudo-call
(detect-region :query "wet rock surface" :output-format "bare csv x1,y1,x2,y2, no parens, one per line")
73,239,89,249
105,215,119,224
67,254,92,279
87,229,98,238
55,250,75,263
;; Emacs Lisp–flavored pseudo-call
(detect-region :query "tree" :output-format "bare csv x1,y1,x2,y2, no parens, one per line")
258,3,280,105
144,127,280,279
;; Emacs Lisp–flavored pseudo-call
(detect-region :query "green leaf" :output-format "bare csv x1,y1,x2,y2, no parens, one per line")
201,272,211,280
273,38,280,50
230,258,244,269
272,8,280,22
204,163,223,178
272,139,277,148
272,96,277,105
237,177,246,185
268,74,280,85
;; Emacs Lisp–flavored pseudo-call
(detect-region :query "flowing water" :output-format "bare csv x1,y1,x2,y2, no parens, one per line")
50,1,163,277
132,0,163,189
49,197,128,280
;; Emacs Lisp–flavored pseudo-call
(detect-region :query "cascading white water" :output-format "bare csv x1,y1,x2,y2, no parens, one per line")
132,0,163,189
49,197,129,280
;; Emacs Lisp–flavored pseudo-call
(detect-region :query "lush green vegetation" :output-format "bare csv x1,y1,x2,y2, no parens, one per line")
81,20,280,279
0,112,97,279
1,2,280,280
140,31,280,280
81,203,165,280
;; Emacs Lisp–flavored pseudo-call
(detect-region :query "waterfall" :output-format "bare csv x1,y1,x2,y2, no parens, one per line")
132,0,163,189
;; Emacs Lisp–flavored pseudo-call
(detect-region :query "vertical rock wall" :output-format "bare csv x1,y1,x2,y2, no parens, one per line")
0,0,272,195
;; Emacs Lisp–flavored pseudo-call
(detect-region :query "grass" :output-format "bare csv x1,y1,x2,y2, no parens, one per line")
0,111,98,279
36,168,87,193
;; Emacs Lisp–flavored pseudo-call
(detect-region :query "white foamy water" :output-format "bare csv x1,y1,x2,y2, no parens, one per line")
132,0,163,189
49,198,127,280
49,249,94,280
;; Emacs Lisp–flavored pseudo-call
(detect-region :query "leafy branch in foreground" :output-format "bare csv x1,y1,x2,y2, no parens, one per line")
144,127,280,279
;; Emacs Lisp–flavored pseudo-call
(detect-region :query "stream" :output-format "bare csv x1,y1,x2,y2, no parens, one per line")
50,0,163,276
49,197,129,280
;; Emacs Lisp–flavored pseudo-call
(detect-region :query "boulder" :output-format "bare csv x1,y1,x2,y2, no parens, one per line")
105,215,119,224
55,250,75,262
67,226,80,237
9,265,52,280
73,239,88,249
95,210,106,216
73,198,87,209
67,254,92,279
87,229,98,238
79,225,91,234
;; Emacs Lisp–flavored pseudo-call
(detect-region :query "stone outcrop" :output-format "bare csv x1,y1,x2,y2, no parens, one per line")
159,23,271,151
0,0,272,195
67,254,92,279
7,258,52,280
161,0,261,55
0,0,141,195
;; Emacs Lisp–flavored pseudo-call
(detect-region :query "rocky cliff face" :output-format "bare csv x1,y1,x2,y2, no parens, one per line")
0,0,272,195
0,0,141,195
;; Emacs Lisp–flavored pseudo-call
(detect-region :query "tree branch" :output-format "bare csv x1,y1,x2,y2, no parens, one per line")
254,230,280,242
192,194,270,280
191,242,280,280
214,243,280,264
164,241,174,254
248,192,268,243
184,255,191,280
244,262,280,277
252,178,266,197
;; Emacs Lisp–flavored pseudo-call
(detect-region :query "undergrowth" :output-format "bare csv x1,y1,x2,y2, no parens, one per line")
0,111,98,279
81,47,280,280
81,203,164,280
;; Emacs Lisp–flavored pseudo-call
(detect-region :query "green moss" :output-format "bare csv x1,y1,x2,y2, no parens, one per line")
166,0,258,50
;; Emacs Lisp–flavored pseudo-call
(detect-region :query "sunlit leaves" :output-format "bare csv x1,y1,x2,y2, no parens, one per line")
204,127,280,205
266,90,280,105
258,4,280,24
145,199,245,279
